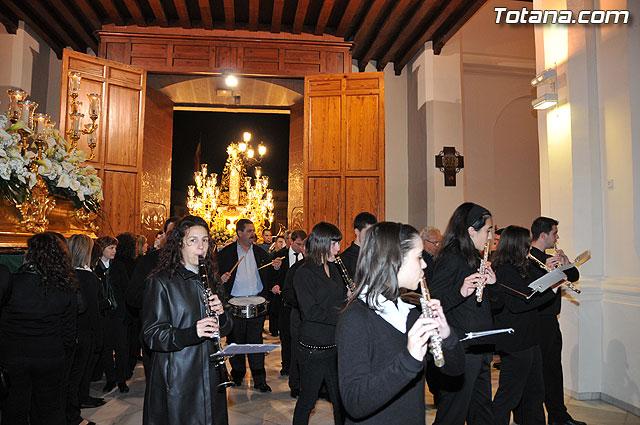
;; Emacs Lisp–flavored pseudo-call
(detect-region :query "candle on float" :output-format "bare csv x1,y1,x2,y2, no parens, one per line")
68,72,81,94
88,93,101,116
33,113,50,139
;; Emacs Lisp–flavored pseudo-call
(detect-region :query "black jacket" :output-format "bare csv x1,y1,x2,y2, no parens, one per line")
75,269,103,344
93,259,128,318
142,266,233,425
126,249,161,310
528,247,580,316
216,242,277,299
339,242,360,280
337,300,465,424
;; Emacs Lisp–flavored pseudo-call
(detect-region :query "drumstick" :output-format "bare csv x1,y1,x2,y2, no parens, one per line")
257,256,285,270
229,255,245,274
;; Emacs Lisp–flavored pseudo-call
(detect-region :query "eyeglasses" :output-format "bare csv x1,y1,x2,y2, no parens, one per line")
426,240,441,246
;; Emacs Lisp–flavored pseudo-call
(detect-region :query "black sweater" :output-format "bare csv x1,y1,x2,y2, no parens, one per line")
430,249,494,348
339,242,360,280
294,261,347,346
75,269,103,342
336,300,465,424
528,247,580,316
492,264,556,352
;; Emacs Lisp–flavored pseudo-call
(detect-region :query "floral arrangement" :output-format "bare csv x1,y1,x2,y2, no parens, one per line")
0,112,103,213
210,226,235,247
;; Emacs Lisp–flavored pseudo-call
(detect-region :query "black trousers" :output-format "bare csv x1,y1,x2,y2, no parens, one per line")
292,347,344,425
79,335,99,403
66,331,93,425
493,346,545,425
226,315,267,385
101,315,129,383
433,352,493,425
209,363,229,425
278,305,292,372
0,351,66,425
538,315,571,423
268,293,282,334
289,308,301,391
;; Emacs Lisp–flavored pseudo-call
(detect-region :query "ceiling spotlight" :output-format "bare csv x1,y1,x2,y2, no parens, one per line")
531,68,557,87
532,93,558,110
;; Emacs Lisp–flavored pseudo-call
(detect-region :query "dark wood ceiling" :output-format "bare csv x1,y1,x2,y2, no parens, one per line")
0,0,488,74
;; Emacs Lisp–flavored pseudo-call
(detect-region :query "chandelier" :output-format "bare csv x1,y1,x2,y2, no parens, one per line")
187,132,274,235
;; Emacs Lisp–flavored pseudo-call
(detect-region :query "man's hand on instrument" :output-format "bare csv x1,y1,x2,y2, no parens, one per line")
271,284,281,294
272,257,282,270
220,272,231,283
556,249,570,266
196,317,219,338
208,293,224,315
545,256,560,269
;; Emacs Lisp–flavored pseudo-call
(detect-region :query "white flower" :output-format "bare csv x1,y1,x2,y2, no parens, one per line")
57,172,71,188
69,179,81,192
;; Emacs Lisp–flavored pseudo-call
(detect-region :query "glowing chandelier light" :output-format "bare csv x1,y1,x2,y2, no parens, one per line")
187,132,273,235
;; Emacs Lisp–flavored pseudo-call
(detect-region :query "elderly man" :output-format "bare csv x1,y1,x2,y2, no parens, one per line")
420,226,442,282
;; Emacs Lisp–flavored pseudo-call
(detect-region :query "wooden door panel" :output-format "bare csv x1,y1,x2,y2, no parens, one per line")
68,57,105,77
307,177,341,230
308,96,341,172
345,177,380,229
102,171,138,234
345,94,379,171
106,85,140,167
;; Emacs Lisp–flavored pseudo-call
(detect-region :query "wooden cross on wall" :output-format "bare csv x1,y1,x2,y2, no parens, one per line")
435,147,464,186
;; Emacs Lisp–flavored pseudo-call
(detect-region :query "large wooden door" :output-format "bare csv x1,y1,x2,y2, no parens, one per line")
304,72,385,246
60,49,146,236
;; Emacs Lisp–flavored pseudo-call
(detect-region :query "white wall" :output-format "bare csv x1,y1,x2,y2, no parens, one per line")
0,22,61,124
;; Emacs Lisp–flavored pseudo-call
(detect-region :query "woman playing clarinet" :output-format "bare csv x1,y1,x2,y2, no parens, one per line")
336,222,464,424
142,215,233,425
430,202,497,425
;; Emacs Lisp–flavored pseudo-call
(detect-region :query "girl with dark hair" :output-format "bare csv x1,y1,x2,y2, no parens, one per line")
336,222,464,424
66,235,105,423
0,233,78,424
292,222,347,424
491,226,557,425
430,202,497,425
142,215,233,425
92,235,130,393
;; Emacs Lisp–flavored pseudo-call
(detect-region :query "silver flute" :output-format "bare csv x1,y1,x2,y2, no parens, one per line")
476,241,490,302
420,276,445,367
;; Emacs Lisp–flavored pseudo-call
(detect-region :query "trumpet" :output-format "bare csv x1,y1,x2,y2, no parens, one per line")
198,256,234,390
419,276,445,367
335,255,356,293
476,241,490,302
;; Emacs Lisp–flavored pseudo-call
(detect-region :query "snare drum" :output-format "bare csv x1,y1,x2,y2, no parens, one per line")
228,296,268,319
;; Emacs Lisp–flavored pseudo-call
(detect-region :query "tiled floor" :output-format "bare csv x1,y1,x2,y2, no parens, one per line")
84,331,640,425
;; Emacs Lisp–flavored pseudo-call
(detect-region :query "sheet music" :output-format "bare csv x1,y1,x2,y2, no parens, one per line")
528,268,568,293
213,343,280,356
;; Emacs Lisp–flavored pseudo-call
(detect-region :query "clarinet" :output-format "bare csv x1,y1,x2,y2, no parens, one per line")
334,255,356,293
419,277,445,367
476,241,490,302
198,256,233,389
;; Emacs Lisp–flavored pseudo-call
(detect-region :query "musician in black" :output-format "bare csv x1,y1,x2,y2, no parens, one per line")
339,212,377,278
142,215,232,425
275,229,307,377
491,226,558,425
430,202,497,425
293,222,347,424
527,217,585,425
282,253,307,398
218,218,281,392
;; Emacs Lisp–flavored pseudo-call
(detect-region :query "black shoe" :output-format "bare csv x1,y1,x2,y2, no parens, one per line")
232,378,243,387
118,382,129,393
80,399,106,409
290,388,300,398
88,396,105,403
254,382,272,392
280,368,289,376
550,420,587,425
318,391,330,401
102,381,116,392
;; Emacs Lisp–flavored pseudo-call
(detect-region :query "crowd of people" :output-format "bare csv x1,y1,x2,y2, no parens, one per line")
0,203,586,425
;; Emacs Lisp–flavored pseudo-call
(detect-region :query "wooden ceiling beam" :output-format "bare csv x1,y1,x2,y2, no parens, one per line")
271,0,284,33
292,0,310,34
314,0,335,35
395,0,463,74
223,0,235,30
123,0,146,27
3,0,63,57
335,0,363,38
27,0,84,51
74,0,102,29
48,0,98,50
351,0,387,59
198,0,213,30
360,0,412,70
432,0,487,54
98,0,125,26
175,0,191,28
377,0,438,70
148,0,169,26
249,0,259,31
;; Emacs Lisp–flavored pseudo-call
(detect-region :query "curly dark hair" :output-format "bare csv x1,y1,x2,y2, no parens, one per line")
22,232,78,291
115,232,137,262
152,215,218,278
